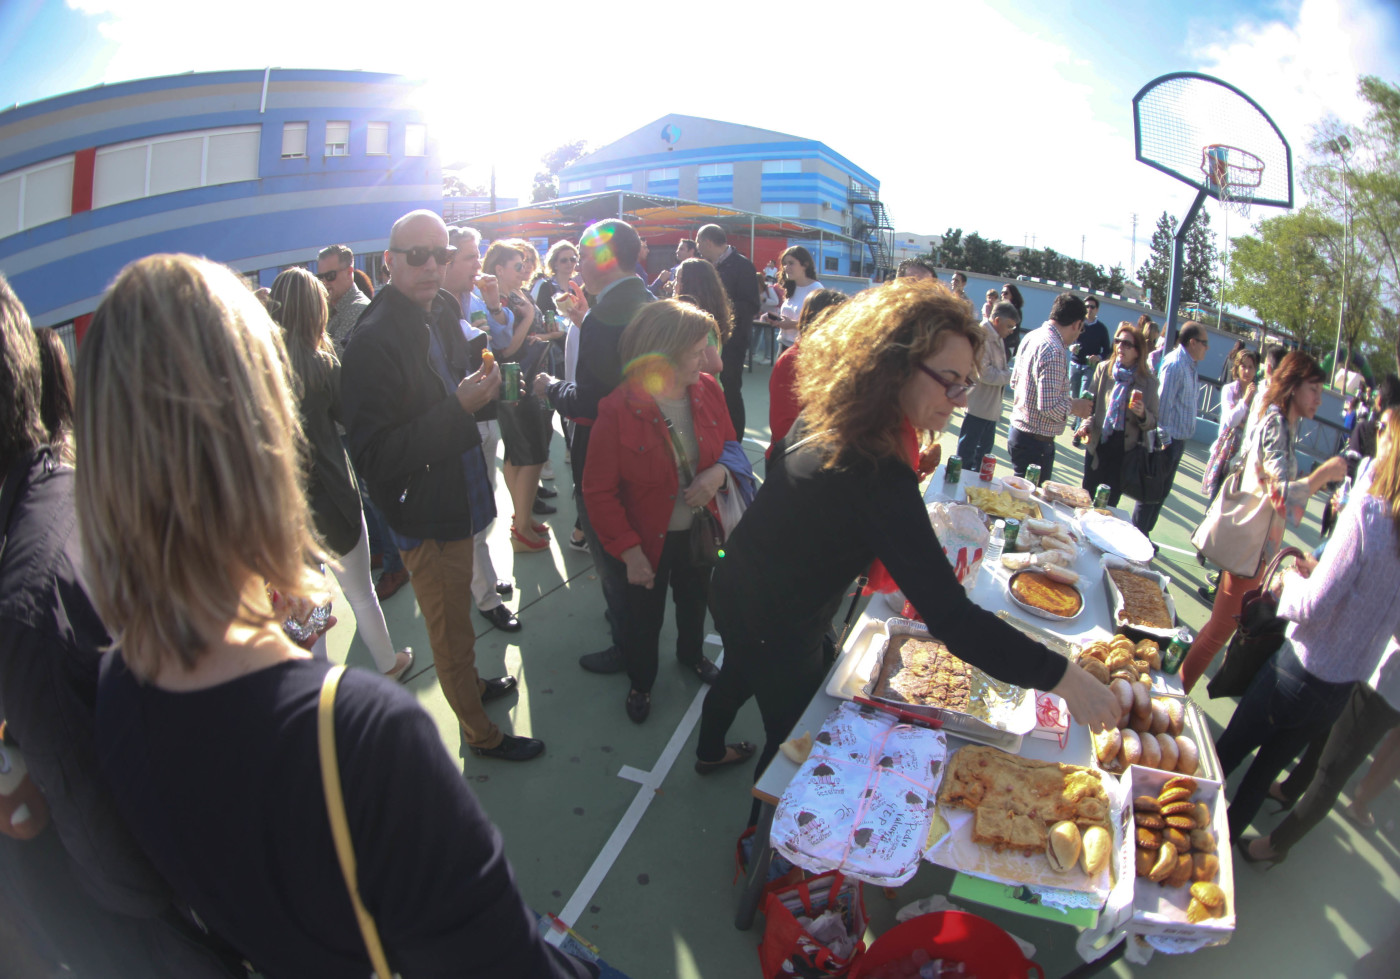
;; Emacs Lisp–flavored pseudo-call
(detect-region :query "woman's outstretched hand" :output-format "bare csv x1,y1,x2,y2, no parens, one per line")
1051,662,1121,733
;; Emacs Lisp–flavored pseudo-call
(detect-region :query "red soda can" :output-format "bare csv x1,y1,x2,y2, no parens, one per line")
979,454,996,481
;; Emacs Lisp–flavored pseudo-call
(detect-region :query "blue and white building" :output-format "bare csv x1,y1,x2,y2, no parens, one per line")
0,68,439,343
558,114,892,277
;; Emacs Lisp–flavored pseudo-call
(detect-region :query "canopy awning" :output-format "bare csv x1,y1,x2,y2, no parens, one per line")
454,191,864,248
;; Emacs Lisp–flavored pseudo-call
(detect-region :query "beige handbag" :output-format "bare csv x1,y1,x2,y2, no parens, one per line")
1190,424,1279,578
318,665,396,979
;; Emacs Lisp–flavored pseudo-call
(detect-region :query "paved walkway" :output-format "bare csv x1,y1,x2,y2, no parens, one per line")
323,365,1397,978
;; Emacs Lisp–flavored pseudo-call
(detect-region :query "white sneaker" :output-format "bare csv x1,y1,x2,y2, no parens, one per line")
541,461,555,481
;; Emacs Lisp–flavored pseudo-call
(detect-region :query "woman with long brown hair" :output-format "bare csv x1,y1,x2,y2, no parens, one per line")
774,245,821,354
673,257,733,377
695,280,1119,782
1180,352,1348,692
1075,321,1159,507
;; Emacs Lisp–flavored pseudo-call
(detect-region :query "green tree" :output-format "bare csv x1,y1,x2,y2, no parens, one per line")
1107,265,1126,293
1137,211,1177,308
1226,210,1338,349
937,228,964,270
1038,247,1065,282
531,139,587,203
442,172,485,197
1182,208,1219,304
962,232,1010,275
1013,247,1043,279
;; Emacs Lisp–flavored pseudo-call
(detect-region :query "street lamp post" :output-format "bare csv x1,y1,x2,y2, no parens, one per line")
1326,135,1352,393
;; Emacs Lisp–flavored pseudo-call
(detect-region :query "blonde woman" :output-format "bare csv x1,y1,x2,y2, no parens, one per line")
79,255,594,979
268,267,411,680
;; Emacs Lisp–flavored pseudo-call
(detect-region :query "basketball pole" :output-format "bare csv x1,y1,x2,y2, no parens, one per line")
1164,187,1208,350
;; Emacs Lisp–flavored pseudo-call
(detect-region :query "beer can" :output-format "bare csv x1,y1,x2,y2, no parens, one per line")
1003,518,1021,552
500,362,521,403
944,456,962,483
979,454,996,482
1025,463,1041,487
1094,483,1112,508
469,309,488,328
1162,627,1193,675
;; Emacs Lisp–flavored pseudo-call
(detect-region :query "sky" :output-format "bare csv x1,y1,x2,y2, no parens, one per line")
2,0,1398,274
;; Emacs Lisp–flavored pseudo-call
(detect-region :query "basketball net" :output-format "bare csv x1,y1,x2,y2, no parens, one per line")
1202,144,1264,219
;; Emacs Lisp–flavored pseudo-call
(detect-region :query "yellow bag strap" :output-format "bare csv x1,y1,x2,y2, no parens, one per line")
318,665,394,979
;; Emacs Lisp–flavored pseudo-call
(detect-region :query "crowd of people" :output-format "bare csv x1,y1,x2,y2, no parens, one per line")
1,205,1396,975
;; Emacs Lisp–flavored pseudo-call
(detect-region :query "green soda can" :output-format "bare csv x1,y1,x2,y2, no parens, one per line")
500,362,521,403
1094,483,1111,508
1003,518,1021,552
1162,627,1192,674
945,456,962,482
469,309,488,328
1025,463,1041,487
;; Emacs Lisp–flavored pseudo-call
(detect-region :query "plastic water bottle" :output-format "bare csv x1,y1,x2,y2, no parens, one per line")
986,519,1006,564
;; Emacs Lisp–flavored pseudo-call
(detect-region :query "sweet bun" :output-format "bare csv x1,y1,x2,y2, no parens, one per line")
1175,736,1200,776
1138,729,1162,769
1156,733,1180,772
1120,729,1143,767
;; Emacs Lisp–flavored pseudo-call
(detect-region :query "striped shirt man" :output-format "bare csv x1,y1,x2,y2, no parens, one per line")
1157,343,1201,442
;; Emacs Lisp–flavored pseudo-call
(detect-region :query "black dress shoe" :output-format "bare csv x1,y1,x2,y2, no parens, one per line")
625,689,651,724
479,605,521,632
532,498,558,515
496,580,513,597
579,646,626,673
686,658,721,684
537,484,558,499
480,675,519,702
471,734,545,762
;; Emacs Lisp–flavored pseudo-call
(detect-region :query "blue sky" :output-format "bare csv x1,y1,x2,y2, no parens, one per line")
2,0,1397,272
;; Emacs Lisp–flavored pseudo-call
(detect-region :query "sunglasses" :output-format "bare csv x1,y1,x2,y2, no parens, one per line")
916,362,973,401
1086,304,1099,310
316,269,340,283
389,245,457,267
1114,336,1135,346
557,255,578,263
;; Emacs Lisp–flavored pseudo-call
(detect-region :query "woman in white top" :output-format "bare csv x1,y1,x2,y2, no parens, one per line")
1201,346,1258,503
775,246,822,353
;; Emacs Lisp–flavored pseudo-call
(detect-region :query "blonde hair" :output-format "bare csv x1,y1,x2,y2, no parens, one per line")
1368,406,1400,557
796,279,982,468
505,238,545,286
619,300,716,379
269,267,337,399
75,255,327,679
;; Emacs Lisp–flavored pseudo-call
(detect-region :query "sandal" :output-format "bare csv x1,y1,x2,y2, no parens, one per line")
694,741,757,775
1343,801,1376,829
382,648,414,683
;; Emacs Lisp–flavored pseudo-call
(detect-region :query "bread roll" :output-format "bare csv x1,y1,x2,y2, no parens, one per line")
1081,825,1111,876
1149,699,1170,735
1175,736,1200,776
1120,729,1143,766
1046,820,1082,874
1110,678,1135,714
1138,728,1162,769
1156,733,1180,772
1165,699,1185,737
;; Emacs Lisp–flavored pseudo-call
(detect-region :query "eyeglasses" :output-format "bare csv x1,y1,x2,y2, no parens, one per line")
388,245,457,267
316,269,340,283
916,362,974,401
557,256,578,264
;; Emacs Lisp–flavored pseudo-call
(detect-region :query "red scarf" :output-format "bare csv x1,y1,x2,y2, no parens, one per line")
863,418,922,595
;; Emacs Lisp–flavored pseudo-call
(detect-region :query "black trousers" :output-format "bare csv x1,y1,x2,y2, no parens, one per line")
1273,682,1400,854
720,323,748,439
1082,429,1127,508
615,529,711,693
1007,427,1057,483
1131,437,1186,535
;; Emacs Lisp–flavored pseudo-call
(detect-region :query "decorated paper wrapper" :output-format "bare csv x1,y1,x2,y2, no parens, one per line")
772,701,948,888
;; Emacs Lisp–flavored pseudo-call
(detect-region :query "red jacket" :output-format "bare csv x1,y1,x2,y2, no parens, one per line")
583,373,736,568
767,342,802,458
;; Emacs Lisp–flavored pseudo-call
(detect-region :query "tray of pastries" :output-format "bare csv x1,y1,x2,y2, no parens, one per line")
1101,556,1178,641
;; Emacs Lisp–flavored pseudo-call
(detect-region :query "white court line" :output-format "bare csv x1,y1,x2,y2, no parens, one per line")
1156,543,1195,556
545,647,724,945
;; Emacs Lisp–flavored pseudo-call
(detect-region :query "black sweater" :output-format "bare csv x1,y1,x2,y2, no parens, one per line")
711,421,1068,694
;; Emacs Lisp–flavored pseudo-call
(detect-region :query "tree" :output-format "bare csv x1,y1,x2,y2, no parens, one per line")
442,172,485,197
937,228,964,270
530,139,587,203
1137,211,1177,308
1012,247,1043,279
1107,265,1126,294
1182,208,1219,304
962,232,1011,275
1226,209,1338,349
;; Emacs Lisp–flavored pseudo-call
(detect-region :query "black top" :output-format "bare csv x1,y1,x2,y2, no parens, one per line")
0,448,173,917
96,656,594,979
710,420,1068,694
715,249,760,343
1072,320,1111,366
299,360,362,557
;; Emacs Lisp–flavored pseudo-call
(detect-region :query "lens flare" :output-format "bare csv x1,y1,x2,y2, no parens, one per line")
581,226,619,272
625,352,678,397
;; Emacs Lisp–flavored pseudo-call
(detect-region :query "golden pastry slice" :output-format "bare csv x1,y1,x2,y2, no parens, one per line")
1165,815,1196,830
1157,786,1193,806
1136,812,1165,830
1190,828,1217,853
1136,826,1162,849
1192,853,1220,882
1164,776,1199,795
1136,847,1157,877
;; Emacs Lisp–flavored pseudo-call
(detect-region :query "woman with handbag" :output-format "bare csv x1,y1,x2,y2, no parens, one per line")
79,256,594,979
1201,346,1259,505
1214,406,1400,863
1180,353,1348,693
695,280,1120,786
268,268,412,680
1074,321,1159,507
583,300,733,724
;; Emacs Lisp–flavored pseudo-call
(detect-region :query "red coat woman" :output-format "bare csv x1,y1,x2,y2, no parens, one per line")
584,301,738,724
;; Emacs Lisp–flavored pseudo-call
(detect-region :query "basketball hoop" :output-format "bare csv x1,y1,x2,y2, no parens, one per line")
1201,144,1264,218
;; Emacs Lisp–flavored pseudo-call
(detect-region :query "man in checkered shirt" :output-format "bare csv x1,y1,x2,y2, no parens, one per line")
1007,293,1094,483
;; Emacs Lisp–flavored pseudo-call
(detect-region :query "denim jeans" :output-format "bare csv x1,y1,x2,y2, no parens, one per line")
1215,640,1353,841
1068,360,1091,398
956,414,998,473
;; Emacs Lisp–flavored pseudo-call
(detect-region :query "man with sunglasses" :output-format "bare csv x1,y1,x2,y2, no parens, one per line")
1069,296,1110,446
317,244,370,355
957,300,1020,474
343,209,544,763
1008,293,1094,483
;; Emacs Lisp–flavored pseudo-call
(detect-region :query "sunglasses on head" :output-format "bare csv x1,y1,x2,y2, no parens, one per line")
389,245,457,267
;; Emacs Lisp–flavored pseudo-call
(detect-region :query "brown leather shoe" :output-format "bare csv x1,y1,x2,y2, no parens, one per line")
374,568,410,601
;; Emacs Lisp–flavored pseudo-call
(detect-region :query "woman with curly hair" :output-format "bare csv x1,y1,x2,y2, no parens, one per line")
694,280,1119,781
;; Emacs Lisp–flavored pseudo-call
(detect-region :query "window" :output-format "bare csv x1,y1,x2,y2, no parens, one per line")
281,122,308,159
325,121,350,156
647,167,679,182
604,173,632,189
825,256,839,272
760,202,800,218
366,122,389,156
0,156,75,238
762,159,802,174
404,124,427,157
564,179,591,194
93,126,261,209
698,163,733,178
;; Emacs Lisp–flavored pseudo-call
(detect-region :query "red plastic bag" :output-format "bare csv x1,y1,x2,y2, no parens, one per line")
759,871,867,978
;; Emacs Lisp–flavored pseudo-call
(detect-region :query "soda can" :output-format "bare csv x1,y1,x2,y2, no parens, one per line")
979,454,996,482
944,456,962,483
1025,463,1041,487
1094,483,1111,508
1003,518,1021,552
500,362,521,403
1162,627,1193,675
469,309,488,328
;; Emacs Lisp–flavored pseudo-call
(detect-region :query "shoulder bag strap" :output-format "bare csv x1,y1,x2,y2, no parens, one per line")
318,665,394,979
